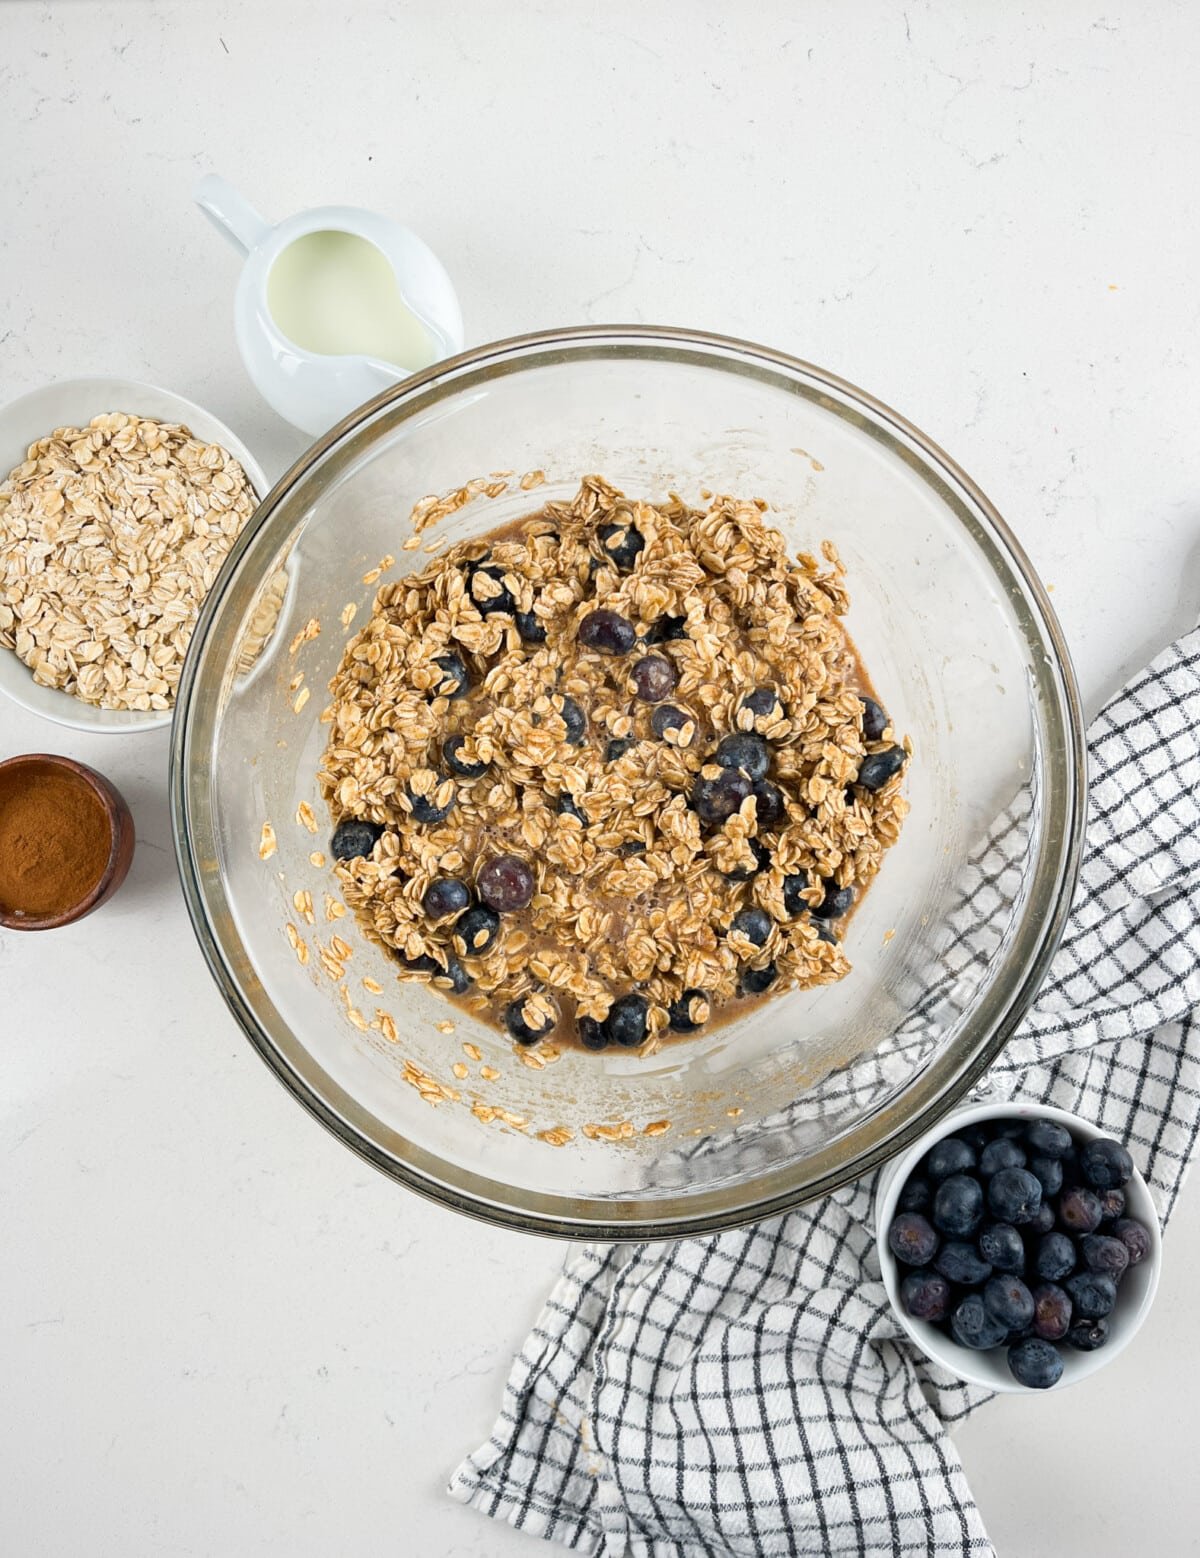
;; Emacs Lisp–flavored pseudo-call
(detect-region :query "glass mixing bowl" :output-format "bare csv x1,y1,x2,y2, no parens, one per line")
170,327,1085,1238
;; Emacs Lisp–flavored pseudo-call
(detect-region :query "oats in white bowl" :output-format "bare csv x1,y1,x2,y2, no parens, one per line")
0,412,257,711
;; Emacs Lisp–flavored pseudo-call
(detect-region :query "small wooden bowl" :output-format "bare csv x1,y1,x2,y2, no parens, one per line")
0,753,135,930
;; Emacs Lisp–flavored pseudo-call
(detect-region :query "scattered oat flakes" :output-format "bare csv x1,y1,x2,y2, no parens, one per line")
285,923,309,965
289,671,305,692
324,894,346,921
289,618,321,655
346,1007,369,1031
309,850,326,868
435,1019,456,1034
296,800,318,832
642,1120,672,1137
292,888,315,924
362,976,383,994
293,686,311,714
519,469,546,490
538,1126,574,1147
479,1065,500,1081
340,601,357,628
377,1010,398,1043
258,821,277,860
462,1041,482,1061
451,1062,469,1080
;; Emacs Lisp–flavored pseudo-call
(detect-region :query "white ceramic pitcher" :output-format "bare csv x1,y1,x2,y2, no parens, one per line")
195,174,464,436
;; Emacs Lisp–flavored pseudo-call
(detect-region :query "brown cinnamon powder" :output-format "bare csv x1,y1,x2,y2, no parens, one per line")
0,769,110,917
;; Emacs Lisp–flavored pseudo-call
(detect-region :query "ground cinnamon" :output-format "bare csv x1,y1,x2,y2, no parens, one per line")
0,768,110,917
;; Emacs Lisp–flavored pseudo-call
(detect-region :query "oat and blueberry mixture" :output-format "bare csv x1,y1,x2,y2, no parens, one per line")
318,476,908,1053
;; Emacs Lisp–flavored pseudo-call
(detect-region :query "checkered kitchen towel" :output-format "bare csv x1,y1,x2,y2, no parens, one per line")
450,629,1200,1556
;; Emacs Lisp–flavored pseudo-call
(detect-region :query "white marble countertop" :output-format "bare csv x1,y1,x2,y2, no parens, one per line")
3,4,1199,1554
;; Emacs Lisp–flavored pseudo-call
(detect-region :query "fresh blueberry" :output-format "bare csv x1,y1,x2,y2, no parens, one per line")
1079,1137,1134,1191
668,988,710,1033
933,1174,984,1238
993,1119,1029,1141
1064,1271,1118,1320
442,735,489,780
515,608,546,644
1067,1317,1110,1351
739,687,783,726
556,792,588,825
898,1178,932,1214
979,1138,1026,1176
1112,1217,1152,1266
1028,1156,1063,1198
435,957,472,995
987,1167,1043,1225
730,906,771,947
722,838,770,881
578,608,637,656
330,818,384,861
605,736,638,761
407,778,456,824
619,839,646,856
900,1270,952,1323
558,696,587,745
422,877,470,920
693,768,753,825
630,654,678,703
714,733,771,781
578,1016,608,1051
650,704,693,743
1058,1186,1104,1235
1029,1201,1056,1235
925,1136,977,1181
505,996,557,1045
751,780,787,829
888,1212,938,1267
605,992,649,1047
1024,1119,1074,1159
1032,1282,1073,1341
1034,1231,1077,1282
452,904,501,957
934,1241,991,1286
645,613,687,644
1080,1233,1131,1282
959,1123,992,1155
950,1292,1009,1351
431,652,471,700
1007,1337,1064,1389
596,518,644,572
812,918,838,946
983,1275,1035,1331
477,854,535,912
860,695,889,741
399,952,441,975
740,962,778,995
856,746,908,792
1098,1187,1127,1222
979,1223,1025,1274
812,881,854,920
468,563,515,616
782,874,809,917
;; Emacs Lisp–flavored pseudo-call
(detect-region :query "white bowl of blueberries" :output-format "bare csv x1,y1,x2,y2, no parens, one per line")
875,1101,1161,1392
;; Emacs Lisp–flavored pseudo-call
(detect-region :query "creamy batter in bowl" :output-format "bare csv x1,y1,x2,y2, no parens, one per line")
170,327,1085,1238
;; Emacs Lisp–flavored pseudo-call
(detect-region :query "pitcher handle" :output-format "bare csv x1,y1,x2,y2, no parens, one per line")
194,174,271,256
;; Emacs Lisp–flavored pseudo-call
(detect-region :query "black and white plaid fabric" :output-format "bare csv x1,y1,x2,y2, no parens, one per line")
450,629,1200,1557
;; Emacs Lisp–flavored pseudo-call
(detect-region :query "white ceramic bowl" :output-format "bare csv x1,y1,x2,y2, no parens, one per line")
0,377,269,733
875,1099,1162,1393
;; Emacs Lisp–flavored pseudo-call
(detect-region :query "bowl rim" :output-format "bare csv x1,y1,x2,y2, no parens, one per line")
169,323,1088,1239
874,1099,1163,1393
0,374,269,734
0,752,134,928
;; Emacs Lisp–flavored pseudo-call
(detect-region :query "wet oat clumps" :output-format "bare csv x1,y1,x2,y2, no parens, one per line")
320,476,908,1053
